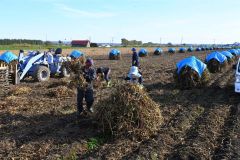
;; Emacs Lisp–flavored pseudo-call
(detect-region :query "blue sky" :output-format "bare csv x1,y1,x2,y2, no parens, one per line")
0,0,239,44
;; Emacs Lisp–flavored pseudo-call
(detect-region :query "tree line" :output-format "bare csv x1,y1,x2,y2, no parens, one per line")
0,39,43,45
121,38,143,46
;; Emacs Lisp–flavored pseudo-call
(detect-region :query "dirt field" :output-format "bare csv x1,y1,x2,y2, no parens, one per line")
0,50,239,159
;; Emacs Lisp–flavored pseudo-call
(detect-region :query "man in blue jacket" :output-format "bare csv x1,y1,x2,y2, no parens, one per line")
132,48,139,67
76,58,96,115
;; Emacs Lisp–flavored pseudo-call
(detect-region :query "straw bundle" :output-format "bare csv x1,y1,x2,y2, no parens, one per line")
207,59,228,73
109,54,121,60
94,83,163,140
174,66,210,89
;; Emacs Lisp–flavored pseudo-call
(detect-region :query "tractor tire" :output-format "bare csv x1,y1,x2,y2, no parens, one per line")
60,66,70,78
35,66,50,82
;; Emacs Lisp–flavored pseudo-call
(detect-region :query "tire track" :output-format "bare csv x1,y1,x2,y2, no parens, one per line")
122,104,205,160
213,104,240,159
169,105,230,159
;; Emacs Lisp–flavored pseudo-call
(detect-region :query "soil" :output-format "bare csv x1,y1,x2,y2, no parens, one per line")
0,49,239,159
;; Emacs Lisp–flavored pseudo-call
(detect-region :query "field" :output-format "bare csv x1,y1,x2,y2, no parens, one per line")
0,49,239,159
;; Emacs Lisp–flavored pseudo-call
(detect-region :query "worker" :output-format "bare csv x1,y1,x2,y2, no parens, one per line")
125,66,143,85
132,48,139,67
96,67,111,87
76,58,96,115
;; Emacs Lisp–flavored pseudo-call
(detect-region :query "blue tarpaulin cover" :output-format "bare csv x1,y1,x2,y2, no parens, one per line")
168,48,176,52
220,51,233,59
228,49,239,55
138,48,148,55
70,50,84,58
176,56,207,77
206,52,227,63
109,49,120,56
179,48,186,51
155,48,163,52
0,51,18,64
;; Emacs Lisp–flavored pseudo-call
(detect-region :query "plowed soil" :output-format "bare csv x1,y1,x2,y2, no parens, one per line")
0,50,239,159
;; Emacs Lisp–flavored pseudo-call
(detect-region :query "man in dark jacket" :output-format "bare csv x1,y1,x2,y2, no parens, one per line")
76,58,96,115
132,48,139,67
96,67,111,86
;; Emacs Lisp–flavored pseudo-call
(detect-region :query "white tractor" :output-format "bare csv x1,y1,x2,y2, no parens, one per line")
233,59,240,93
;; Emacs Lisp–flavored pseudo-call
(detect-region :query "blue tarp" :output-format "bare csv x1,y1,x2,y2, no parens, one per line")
206,52,227,63
70,50,84,59
138,48,148,55
228,49,239,55
109,49,120,56
196,48,202,51
168,48,176,52
220,51,233,59
188,47,194,52
155,48,163,53
0,51,18,64
176,56,207,77
179,48,186,52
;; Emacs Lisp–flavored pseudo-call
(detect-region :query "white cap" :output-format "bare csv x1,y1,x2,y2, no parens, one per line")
128,66,141,78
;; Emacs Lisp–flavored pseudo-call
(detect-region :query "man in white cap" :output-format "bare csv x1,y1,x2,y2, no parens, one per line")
125,66,143,85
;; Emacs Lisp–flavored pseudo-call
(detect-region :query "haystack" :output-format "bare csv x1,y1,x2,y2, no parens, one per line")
207,59,228,73
94,83,163,140
174,66,210,89
109,54,121,60
109,49,121,60
154,48,163,55
138,49,148,57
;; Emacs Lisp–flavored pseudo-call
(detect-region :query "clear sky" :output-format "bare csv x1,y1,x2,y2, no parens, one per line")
0,0,239,44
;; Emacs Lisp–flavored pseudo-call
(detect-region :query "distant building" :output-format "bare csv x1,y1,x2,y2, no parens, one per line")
71,40,90,47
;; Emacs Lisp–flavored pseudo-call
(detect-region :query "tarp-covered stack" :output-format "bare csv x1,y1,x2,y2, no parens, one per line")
196,48,202,52
187,47,194,52
206,52,228,73
154,48,163,55
168,48,176,54
138,48,148,57
228,49,239,56
109,49,121,60
174,56,210,89
0,51,18,97
220,51,234,64
179,48,187,53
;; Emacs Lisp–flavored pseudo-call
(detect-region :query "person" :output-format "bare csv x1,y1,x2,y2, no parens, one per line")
96,67,111,87
132,48,139,67
125,66,143,85
76,58,96,115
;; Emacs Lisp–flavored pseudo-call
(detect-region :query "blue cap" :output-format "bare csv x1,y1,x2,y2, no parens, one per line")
131,48,136,52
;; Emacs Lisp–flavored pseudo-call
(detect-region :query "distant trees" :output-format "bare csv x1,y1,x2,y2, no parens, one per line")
0,39,43,45
121,38,142,46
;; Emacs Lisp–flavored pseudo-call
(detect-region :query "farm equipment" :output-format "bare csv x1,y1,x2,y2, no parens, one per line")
17,49,71,82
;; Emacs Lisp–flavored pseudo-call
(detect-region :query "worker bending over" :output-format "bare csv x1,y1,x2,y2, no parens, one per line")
96,67,111,87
